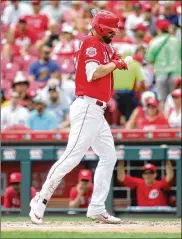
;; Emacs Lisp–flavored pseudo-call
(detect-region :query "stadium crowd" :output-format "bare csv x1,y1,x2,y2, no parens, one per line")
1,0,181,131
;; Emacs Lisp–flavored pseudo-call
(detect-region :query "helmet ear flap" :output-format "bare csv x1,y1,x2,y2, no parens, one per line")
98,25,104,34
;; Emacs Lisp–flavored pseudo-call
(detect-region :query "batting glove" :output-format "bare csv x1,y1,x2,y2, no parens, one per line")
111,59,128,70
112,53,121,61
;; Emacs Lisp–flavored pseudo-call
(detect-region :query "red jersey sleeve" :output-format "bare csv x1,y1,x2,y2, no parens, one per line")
69,187,78,201
82,36,103,65
158,177,173,191
123,175,143,189
3,188,12,208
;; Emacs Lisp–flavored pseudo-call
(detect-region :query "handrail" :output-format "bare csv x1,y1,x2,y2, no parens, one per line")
1,128,181,142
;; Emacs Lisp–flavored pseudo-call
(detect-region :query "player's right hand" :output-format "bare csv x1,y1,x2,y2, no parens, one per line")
111,59,128,70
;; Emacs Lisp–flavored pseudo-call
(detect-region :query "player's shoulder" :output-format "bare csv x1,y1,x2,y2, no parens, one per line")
82,35,101,46
70,186,77,193
69,186,78,197
4,186,14,194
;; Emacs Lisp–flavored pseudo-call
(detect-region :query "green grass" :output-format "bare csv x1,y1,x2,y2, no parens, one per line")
1,232,181,239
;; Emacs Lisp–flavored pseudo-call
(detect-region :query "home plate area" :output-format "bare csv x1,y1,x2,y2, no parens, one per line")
1,220,181,233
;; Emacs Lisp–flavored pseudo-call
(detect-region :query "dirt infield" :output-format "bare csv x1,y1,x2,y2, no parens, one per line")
1,220,181,233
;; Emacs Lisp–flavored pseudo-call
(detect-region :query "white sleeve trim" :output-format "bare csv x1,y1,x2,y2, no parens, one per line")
86,62,99,82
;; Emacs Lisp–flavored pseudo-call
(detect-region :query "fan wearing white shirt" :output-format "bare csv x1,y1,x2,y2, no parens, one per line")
1,92,29,131
125,3,144,39
2,0,33,26
41,0,67,24
167,89,181,128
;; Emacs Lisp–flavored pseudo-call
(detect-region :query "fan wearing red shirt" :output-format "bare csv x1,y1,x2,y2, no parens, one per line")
3,172,36,208
24,0,48,40
13,17,37,49
136,98,169,130
29,10,128,225
117,161,174,206
69,169,93,208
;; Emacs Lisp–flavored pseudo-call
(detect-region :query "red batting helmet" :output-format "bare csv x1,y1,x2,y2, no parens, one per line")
91,10,120,36
9,172,21,183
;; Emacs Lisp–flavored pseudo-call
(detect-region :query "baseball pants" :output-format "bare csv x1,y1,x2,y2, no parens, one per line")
39,97,117,216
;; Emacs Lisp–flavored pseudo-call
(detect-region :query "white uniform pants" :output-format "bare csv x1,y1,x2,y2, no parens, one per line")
40,97,117,216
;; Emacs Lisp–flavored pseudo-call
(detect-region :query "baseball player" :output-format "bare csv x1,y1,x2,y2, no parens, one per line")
29,10,128,224
3,172,36,209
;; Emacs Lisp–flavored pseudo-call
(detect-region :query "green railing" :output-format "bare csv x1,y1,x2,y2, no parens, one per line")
1,145,181,217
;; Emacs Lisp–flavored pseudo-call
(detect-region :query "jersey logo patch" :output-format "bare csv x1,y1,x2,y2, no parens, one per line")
148,189,159,199
86,47,97,57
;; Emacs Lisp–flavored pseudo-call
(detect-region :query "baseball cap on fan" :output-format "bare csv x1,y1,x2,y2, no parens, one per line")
146,98,159,107
171,89,182,98
143,164,156,173
62,23,74,34
174,77,182,88
78,169,92,181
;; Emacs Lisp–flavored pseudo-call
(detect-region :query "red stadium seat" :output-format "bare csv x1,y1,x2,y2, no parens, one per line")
1,79,11,91
2,62,20,82
52,53,75,74
27,46,40,57
14,55,37,72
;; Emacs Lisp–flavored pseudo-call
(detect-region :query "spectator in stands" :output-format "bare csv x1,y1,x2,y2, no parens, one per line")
128,98,169,130
28,45,61,83
112,22,135,56
24,0,49,40
2,31,21,58
27,95,58,130
142,2,156,36
167,89,181,128
133,46,155,91
12,72,29,101
63,1,84,27
40,0,66,24
3,172,36,209
12,71,37,110
39,20,59,48
1,91,29,131
61,74,76,104
145,18,181,110
117,160,174,206
1,0,33,26
69,169,93,209
38,77,68,102
1,89,10,108
23,90,36,112
77,4,95,35
53,23,78,55
126,91,156,129
9,16,38,51
162,2,180,27
47,84,70,129
164,77,182,115
133,23,152,47
125,3,144,39
113,55,145,121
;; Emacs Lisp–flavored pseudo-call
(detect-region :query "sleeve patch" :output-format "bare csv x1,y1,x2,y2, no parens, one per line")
86,47,97,57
